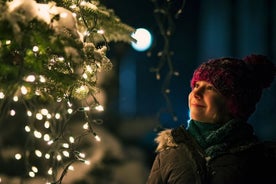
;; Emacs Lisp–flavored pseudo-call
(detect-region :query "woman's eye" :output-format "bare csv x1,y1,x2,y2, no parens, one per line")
207,86,213,90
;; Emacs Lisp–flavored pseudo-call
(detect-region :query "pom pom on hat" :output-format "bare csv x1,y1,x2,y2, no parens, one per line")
191,54,276,120
243,54,275,88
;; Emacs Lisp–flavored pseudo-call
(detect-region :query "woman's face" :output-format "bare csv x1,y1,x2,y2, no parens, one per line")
188,81,232,124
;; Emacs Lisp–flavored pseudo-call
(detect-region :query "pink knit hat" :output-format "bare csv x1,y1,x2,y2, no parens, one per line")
191,54,276,120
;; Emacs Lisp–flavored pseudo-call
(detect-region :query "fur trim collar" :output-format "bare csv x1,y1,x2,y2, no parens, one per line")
154,129,178,152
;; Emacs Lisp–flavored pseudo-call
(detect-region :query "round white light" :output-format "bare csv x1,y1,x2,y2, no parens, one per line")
131,28,152,52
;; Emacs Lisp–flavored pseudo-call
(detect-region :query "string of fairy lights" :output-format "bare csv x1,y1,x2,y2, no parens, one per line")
150,0,186,125
0,0,134,183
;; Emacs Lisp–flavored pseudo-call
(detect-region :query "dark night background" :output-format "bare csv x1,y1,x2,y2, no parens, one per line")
101,0,276,173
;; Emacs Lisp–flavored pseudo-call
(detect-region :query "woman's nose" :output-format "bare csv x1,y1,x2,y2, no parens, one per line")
193,87,204,98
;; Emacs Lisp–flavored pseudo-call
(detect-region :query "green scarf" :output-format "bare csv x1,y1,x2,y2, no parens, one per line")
187,119,258,158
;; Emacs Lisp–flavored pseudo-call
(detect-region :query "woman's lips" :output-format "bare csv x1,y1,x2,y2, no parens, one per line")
191,103,205,108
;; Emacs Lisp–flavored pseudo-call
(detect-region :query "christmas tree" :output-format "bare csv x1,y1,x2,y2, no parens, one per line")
0,0,134,183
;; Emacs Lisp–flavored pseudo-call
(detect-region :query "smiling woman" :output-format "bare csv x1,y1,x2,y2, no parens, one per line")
188,81,231,124
147,54,276,184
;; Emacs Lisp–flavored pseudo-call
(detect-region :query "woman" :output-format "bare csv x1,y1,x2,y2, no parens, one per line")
147,54,276,184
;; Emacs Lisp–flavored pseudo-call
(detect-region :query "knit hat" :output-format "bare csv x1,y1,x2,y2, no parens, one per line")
190,54,276,120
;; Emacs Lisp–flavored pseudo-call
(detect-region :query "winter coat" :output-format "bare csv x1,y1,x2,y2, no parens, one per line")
147,122,276,184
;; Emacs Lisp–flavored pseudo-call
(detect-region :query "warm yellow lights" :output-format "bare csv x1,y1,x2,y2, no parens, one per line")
68,165,74,171
10,109,16,116
56,154,62,161
34,130,42,139
29,171,35,177
36,113,43,120
44,121,50,128
32,46,39,52
31,166,38,173
84,160,90,165
35,150,42,157
62,143,69,148
67,108,73,114
25,126,31,132
43,134,50,141
97,29,104,34
62,151,70,157
94,135,101,142
21,86,28,95
25,75,36,82
47,168,53,175
45,153,50,159
39,75,46,83
41,109,49,116
95,104,104,111
83,122,89,130
0,91,4,99
27,110,32,116
13,96,18,102
15,153,22,160
55,113,61,119
69,136,75,143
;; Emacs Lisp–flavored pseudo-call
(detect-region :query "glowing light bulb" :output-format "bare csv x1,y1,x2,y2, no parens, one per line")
67,108,73,114
25,75,36,82
84,160,90,165
79,152,85,158
45,153,50,159
25,126,31,132
0,92,5,99
32,166,38,173
62,151,70,157
62,143,69,148
83,122,89,130
13,96,18,102
131,28,152,52
44,121,50,128
69,136,75,143
43,134,50,141
47,114,52,119
35,150,42,157
21,86,28,95
95,135,101,142
48,168,53,175
97,29,104,34
95,105,104,111
29,171,35,177
15,153,22,160
41,109,48,116
32,46,39,52
68,165,74,171
27,110,32,116
36,113,43,120
34,130,42,138
56,154,62,161
10,109,16,116
39,75,46,83
55,113,61,119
